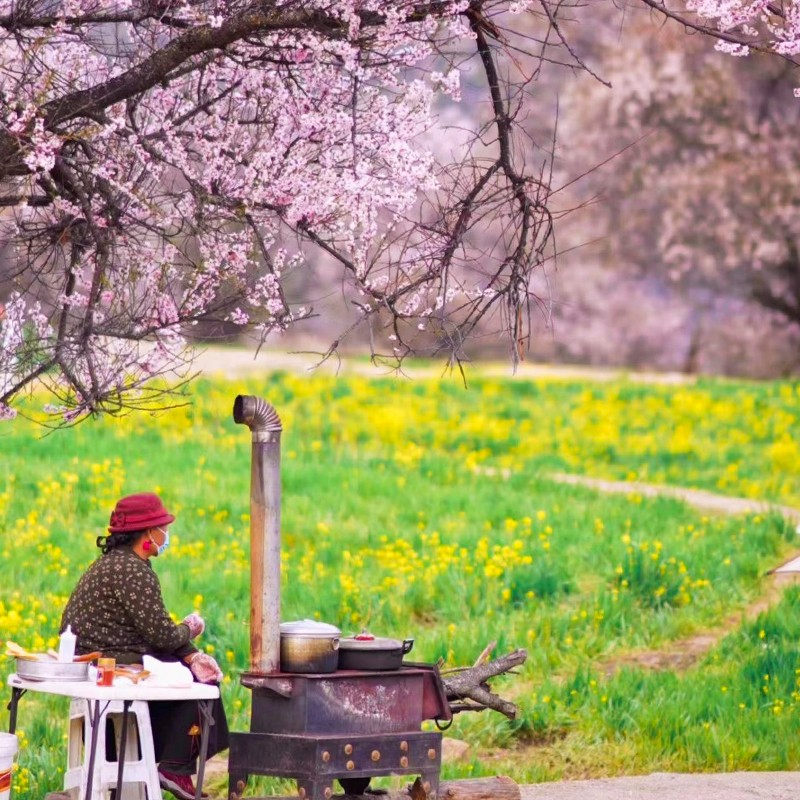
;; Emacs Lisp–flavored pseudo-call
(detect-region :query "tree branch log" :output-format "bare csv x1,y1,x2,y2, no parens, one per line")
440,648,527,719
245,776,521,800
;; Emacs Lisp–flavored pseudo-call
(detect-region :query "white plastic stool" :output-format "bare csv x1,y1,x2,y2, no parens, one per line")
64,698,162,800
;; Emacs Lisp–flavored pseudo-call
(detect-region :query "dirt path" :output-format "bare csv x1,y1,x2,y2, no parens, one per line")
550,473,800,525
550,473,800,674
521,771,800,799
602,571,798,675
190,345,695,384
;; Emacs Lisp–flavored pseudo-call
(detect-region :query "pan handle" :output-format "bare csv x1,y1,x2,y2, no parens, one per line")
402,638,415,655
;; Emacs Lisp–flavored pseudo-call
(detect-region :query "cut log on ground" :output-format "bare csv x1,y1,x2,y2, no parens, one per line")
428,776,520,800
255,775,521,800
441,648,528,719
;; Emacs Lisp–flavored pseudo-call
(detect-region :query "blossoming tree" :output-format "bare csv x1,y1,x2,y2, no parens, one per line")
564,11,800,368
0,0,798,421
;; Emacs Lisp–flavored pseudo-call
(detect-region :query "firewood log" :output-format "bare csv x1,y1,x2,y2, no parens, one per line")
440,649,527,719
260,775,521,800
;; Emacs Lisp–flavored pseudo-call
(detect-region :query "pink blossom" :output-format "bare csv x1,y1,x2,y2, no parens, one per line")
3,0,774,420
228,308,250,325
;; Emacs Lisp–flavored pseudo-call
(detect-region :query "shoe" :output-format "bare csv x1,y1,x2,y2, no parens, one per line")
158,769,209,800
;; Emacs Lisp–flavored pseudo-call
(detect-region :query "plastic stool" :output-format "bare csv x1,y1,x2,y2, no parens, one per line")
64,698,162,800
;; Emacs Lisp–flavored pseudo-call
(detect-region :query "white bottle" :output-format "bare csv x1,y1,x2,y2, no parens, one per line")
58,625,77,663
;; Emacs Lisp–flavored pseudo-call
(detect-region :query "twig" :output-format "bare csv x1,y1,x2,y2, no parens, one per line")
472,641,497,668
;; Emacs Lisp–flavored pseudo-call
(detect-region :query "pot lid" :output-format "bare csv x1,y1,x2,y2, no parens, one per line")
280,619,341,638
340,630,405,650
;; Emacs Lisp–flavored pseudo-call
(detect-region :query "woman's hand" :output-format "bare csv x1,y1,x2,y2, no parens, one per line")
182,612,205,639
186,652,223,684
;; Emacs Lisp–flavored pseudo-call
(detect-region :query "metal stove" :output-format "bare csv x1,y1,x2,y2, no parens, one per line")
228,397,450,800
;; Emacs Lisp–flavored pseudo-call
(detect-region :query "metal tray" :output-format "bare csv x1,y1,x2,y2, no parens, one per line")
15,658,90,682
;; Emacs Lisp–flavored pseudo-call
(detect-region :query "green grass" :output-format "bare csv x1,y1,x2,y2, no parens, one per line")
472,586,800,782
0,372,798,796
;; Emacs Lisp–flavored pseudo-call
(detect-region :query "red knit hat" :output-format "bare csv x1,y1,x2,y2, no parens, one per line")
108,493,175,534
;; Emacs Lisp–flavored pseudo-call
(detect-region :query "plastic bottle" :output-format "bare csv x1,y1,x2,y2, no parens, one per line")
58,625,77,663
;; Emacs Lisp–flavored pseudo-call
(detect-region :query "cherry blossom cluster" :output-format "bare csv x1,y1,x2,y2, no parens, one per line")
683,0,800,63
0,0,503,420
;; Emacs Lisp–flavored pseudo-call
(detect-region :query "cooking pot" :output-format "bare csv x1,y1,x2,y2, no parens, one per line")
338,631,414,671
279,620,341,674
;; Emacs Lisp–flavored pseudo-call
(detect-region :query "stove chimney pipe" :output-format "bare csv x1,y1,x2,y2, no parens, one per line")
233,395,282,674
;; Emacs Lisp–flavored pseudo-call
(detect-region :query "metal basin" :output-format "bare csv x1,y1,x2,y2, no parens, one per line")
15,658,90,682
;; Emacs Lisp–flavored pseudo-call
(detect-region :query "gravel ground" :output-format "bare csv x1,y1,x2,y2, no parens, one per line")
203,757,800,799
521,772,800,800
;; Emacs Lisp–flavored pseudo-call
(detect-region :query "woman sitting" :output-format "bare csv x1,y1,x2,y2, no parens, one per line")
61,492,229,800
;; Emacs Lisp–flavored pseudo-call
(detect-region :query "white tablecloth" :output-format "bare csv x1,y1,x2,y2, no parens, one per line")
7,674,219,702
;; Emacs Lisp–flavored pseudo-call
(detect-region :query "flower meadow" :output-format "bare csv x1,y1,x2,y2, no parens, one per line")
1,372,799,796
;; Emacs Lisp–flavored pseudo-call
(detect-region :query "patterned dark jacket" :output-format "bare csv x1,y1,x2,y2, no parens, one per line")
60,545,198,665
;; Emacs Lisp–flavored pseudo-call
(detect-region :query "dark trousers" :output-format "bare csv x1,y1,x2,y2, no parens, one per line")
105,696,229,775
150,696,230,775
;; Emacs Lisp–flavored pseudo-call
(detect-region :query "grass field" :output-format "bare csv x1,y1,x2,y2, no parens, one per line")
1,373,799,797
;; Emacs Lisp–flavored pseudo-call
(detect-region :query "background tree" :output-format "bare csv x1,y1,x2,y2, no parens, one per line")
521,0,800,376
572,15,800,320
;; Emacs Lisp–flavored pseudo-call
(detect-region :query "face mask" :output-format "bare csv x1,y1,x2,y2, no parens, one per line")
150,527,170,556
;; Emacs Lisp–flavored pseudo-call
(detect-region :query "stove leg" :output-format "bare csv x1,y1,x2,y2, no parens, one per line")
296,778,333,800
420,771,440,799
228,772,248,800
